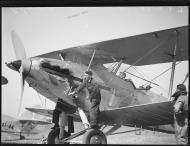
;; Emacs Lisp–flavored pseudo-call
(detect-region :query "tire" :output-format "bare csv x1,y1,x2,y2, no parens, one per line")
83,129,107,144
47,128,70,144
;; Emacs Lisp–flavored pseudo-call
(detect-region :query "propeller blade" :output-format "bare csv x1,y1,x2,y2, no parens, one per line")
11,31,28,116
11,30,27,60
17,66,25,116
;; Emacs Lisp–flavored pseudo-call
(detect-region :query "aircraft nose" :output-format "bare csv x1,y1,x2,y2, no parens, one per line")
6,59,32,75
6,60,21,72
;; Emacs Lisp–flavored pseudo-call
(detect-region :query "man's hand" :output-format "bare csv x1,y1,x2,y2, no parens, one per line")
68,91,76,96
68,91,78,99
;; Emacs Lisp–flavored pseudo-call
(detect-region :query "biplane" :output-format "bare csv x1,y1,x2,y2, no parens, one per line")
1,109,51,141
6,25,188,144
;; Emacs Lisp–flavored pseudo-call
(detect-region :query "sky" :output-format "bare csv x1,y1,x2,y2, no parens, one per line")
1,7,189,118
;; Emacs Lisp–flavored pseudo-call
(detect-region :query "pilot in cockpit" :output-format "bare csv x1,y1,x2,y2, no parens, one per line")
119,72,137,89
119,72,126,79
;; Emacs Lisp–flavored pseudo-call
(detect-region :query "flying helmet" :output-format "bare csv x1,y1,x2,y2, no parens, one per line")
177,84,186,91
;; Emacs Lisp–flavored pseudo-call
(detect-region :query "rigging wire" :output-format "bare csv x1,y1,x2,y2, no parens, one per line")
131,66,155,85
142,61,182,95
133,66,152,81
143,61,182,87
125,71,159,86
121,34,178,96
124,37,169,72
182,72,189,84
121,65,159,86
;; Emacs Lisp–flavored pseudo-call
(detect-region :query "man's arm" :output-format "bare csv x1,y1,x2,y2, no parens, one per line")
174,101,183,113
175,95,186,112
75,80,87,94
174,96,185,120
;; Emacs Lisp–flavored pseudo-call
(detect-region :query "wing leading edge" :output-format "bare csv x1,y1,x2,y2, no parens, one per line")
36,26,188,66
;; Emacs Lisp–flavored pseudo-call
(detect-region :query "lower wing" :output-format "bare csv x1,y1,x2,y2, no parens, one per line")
19,119,52,125
25,107,81,122
26,101,174,134
99,101,174,126
26,101,174,126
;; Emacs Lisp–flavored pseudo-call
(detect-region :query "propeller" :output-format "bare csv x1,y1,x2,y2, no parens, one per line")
11,31,27,116
11,31,26,60
18,66,25,116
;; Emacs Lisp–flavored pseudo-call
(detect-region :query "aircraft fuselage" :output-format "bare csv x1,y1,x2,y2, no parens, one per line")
7,57,168,117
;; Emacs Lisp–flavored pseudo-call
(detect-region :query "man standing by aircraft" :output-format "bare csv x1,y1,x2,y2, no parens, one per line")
51,79,75,135
70,71,101,129
51,98,74,135
119,72,126,79
171,84,188,145
51,100,61,129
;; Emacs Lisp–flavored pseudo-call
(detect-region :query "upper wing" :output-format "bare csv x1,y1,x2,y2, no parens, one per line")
99,101,174,126
36,26,188,66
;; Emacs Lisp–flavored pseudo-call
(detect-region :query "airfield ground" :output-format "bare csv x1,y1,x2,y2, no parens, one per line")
1,122,177,144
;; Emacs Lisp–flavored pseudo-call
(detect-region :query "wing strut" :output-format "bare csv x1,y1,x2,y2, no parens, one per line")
168,30,178,100
108,58,126,74
87,49,96,71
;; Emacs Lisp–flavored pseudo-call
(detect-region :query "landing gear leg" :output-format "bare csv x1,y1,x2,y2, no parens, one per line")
78,107,90,128
78,107,107,144
59,111,68,139
135,125,141,135
47,111,69,144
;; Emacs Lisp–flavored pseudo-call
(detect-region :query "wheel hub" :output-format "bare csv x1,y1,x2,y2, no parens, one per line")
90,135,102,144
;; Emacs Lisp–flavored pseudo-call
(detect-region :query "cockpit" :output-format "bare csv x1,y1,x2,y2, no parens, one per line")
107,58,153,91
118,72,136,89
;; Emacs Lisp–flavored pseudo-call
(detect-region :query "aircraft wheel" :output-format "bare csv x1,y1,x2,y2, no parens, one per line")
83,129,107,144
47,128,70,144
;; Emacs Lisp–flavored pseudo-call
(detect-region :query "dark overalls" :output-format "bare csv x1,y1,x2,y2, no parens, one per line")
75,80,101,128
52,79,76,132
173,91,188,145
52,98,74,134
